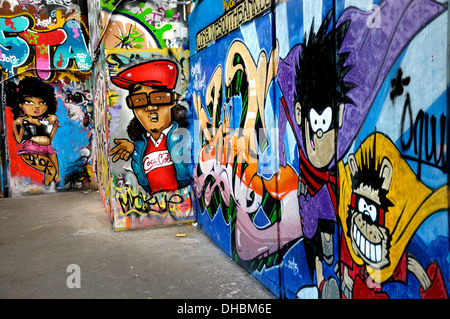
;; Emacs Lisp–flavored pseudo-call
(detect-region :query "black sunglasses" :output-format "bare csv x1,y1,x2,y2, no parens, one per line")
126,91,175,109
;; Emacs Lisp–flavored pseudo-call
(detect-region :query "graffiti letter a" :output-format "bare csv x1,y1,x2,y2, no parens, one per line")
54,20,91,71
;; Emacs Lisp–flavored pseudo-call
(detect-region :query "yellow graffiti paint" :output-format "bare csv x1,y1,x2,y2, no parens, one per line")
338,133,449,284
115,186,192,218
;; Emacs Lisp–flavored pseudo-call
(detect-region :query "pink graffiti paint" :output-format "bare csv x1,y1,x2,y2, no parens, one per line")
18,28,67,80
36,56,51,80
72,27,80,39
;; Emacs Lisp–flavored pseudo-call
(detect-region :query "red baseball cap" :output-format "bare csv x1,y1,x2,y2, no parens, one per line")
111,60,179,90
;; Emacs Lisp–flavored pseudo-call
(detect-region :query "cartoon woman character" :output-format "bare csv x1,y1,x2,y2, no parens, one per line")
6,77,60,186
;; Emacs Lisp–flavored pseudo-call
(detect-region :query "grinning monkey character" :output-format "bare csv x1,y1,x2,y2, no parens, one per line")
338,133,448,299
342,142,394,298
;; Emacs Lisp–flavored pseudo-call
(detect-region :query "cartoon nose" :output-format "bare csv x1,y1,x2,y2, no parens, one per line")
316,129,323,138
145,104,158,111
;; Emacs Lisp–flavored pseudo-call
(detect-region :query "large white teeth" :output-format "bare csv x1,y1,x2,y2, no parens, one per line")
360,234,366,255
376,245,381,262
352,224,382,263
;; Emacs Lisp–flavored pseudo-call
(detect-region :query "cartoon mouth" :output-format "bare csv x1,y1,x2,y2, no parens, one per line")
149,113,159,122
34,110,40,115
352,224,382,263
310,139,315,150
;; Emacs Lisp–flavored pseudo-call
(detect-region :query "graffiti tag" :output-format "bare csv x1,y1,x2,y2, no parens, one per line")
0,15,90,80
116,186,185,216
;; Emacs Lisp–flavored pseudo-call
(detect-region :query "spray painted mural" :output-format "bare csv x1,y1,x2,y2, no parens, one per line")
101,0,188,50
189,0,449,298
98,1,194,230
1,0,94,197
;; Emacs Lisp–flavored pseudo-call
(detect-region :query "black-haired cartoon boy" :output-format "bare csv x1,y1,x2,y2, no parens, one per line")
279,11,353,298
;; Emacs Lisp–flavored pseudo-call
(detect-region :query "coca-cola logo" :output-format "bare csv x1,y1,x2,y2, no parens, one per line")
143,150,174,174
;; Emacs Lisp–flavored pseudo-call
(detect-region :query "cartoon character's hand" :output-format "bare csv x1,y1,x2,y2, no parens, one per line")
110,139,135,162
14,117,25,126
343,265,354,292
47,114,59,125
408,254,431,291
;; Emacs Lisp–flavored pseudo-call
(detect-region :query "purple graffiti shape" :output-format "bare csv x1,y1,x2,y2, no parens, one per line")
336,0,446,160
277,0,446,243
278,0,447,166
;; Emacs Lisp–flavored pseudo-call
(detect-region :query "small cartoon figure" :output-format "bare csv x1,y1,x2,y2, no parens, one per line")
6,77,60,186
110,59,192,195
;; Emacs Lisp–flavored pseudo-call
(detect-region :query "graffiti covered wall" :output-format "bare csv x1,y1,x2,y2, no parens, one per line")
91,47,113,225
88,0,111,223
96,0,195,230
0,0,95,197
189,0,449,299
1,0,448,299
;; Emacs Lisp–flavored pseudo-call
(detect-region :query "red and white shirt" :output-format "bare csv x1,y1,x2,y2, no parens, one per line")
143,125,178,194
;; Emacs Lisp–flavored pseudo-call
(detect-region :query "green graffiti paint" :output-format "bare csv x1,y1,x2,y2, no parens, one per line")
120,22,145,49
165,9,175,19
101,1,174,48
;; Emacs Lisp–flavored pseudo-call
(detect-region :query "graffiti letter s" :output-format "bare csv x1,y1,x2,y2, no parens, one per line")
0,16,31,74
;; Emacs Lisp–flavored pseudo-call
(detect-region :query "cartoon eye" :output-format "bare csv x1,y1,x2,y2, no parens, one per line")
358,197,377,222
309,107,333,133
24,100,35,105
321,107,332,132
310,109,321,133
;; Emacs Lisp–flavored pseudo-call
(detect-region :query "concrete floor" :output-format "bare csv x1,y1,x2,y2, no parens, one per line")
0,191,275,299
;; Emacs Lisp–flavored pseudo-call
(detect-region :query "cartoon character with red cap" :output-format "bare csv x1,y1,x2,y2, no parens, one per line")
110,59,192,195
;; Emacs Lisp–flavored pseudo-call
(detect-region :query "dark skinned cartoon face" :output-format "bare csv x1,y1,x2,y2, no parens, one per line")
20,96,48,117
128,85,176,141
347,154,394,270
